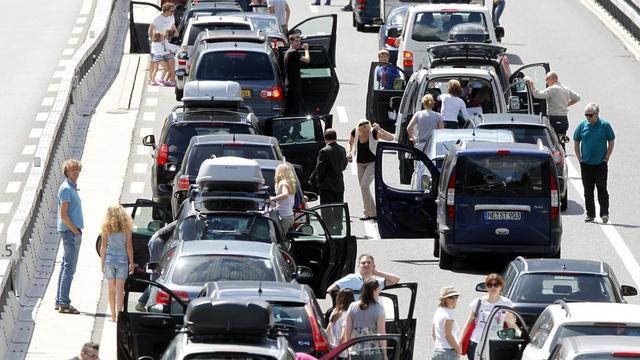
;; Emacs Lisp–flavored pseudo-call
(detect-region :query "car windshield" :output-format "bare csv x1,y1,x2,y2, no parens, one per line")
248,18,281,36
196,51,275,81
512,274,616,303
188,23,252,45
457,155,550,197
166,123,254,159
480,125,553,148
271,302,311,332
172,255,276,285
186,144,278,176
550,325,640,351
411,11,488,42
194,214,277,243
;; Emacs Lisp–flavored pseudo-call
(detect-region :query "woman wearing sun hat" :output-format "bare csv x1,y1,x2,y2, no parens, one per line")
432,286,462,359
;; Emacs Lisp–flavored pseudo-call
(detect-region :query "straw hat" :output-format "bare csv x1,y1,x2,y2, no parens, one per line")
439,286,460,300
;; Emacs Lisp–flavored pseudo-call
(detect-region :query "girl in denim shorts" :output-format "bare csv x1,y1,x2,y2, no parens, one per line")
148,32,168,86
100,205,134,322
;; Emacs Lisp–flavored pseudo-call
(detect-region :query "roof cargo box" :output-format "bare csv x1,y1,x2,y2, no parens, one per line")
196,156,265,192
183,80,244,108
185,299,273,336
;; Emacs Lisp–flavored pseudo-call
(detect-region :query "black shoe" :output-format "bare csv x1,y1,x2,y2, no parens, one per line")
601,215,609,224
584,216,594,222
324,3,331,5
359,216,369,221
310,1,320,4
341,4,352,11
369,216,377,221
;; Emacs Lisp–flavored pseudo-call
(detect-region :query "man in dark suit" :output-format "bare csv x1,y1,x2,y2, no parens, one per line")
315,128,348,234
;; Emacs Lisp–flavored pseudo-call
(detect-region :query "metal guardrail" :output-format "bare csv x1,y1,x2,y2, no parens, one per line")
596,0,640,41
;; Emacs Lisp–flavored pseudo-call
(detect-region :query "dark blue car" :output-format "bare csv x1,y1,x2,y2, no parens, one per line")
378,5,410,64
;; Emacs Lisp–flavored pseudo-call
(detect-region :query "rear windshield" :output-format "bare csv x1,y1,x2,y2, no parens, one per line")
196,214,277,243
196,51,275,81
512,274,616,303
186,144,278,176
188,23,252,45
165,123,254,158
248,17,281,37
411,11,488,42
172,255,276,285
272,302,311,332
456,155,550,197
480,125,553,148
551,325,640,350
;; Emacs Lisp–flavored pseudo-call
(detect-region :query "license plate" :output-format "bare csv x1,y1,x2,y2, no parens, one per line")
484,211,521,221
241,89,252,97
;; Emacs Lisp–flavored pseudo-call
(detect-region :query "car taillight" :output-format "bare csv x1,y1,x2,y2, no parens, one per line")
177,175,190,191
356,0,364,10
305,304,329,353
156,290,190,305
552,150,563,166
280,249,295,268
157,144,168,166
178,59,187,66
496,149,511,155
403,51,413,68
260,86,283,101
446,173,456,221
550,173,559,221
385,37,397,47
613,352,640,358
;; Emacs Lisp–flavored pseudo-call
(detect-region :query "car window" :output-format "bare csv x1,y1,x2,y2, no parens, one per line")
411,11,488,42
272,118,316,144
197,51,276,81
188,23,252,45
426,77,496,115
248,17,281,36
271,303,311,332
193,215,277,243
166,123,254,157
292,15,332,37
186,144,278,176
550,325,640,352
481,125,553,148
512,274,614,303
300,49,333,79
457,155,551,197
502,264,518,294
528,310,554,349
172,255,276,284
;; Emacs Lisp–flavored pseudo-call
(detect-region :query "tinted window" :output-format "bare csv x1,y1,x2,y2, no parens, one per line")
197,51,275,81
481,125,552,147
172,255,276,284
551,325,640,350
512,274,614,303
166,123,254,159
272,303,311,332
188,23,252,45
248,17,281,36
271,118,317,144
186,144,278,176
426,78,496,115
457,155,550,197
411,11,488,42
193,215,277,243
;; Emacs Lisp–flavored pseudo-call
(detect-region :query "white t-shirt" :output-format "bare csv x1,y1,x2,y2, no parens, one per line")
164,41,180,55
150,42,167,57
151,14,175,33
267,0,287,25
433,307,459,350
329,311,348,347
275,180,294,217
438,94,470,123
469,296,513,343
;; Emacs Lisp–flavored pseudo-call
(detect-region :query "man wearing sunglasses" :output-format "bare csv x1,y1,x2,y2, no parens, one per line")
573,103,615,223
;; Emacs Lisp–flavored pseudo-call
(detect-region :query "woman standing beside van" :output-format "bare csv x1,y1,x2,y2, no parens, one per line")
407,94,444,153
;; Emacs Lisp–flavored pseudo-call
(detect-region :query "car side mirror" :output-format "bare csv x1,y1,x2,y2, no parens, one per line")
387,27,400,38
622,285,638,296
175,68,187,78
142,134,156,148
294,266,313,281
475,282,487,292
495,26,504,39
303,191,318,202
389,96,402,111
558,134,570,144
508,96,521,111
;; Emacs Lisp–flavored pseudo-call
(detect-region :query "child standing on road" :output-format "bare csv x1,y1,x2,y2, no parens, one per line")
161,28,179,86
327,288,355,356
100,205,134,322
148,32,168,86
270,163,298,236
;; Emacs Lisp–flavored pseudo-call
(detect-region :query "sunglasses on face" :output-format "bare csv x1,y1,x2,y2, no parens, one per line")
486,282,501,288
447,295,459,300
585,113,595,117
83,351,99,359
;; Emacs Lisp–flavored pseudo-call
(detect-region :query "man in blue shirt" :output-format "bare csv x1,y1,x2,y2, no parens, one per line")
573,103,615,223
375,50,401,90
326,253,400,299
56,159,84,314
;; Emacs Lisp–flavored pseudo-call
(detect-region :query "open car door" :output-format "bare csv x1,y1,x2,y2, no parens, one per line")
320,334,402,360
509,63,551,115
264,115,330,189
288,203,356,297
378,283,418,360
366,62,410,132
289,14,337,67
95,199,172,292
117,278,187,360
476,305,530,360
375,142,439,238
129,1,162,53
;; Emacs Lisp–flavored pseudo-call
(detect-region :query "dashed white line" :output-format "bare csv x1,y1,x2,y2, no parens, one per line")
5,182,21,194
41,97,55,106
130,182,145,194
29,128,43,139
36,112,49,122
58,59,71,67
309,4,319,13
363,221,380,240
147,86,160,93
13,162,30,174
47,83,60,92
76,17,87,24
63,48,75,56
139,128,153,137
0,202,13,214
53,71,65,79
136,145,150,155
72,27,83,35
80,0,93,15
22,145,36,155
145,97,158,107
133,163,148,174
67,37,79,45
143,112,156,122
337,106,349,123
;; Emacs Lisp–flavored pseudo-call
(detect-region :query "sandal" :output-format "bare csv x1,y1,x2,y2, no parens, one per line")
148,80,159,86
59,305,80,314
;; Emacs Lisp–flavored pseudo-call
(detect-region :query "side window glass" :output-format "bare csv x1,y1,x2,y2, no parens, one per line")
381,147,434,193
293,16,332,37
318,205,347,237
373,64,407,91
272,118,317,144
481,309,525,359
292,212,327,242
301,50,332,79
131,206,164,237
502,265,518,293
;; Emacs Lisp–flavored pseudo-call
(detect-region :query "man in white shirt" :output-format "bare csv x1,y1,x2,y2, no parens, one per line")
268,0,290,34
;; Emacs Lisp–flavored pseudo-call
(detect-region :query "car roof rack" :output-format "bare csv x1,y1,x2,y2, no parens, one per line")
515,256,528,271
553,299,571,317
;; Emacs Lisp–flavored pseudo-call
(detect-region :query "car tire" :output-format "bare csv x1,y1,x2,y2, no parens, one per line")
561,191,568,211
175,88,183,101
433,237,440,258
356,22,365,32
438,246,453,270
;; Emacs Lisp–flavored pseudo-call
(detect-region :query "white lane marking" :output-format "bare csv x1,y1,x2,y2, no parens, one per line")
309,4,319,13
0,223,4,235
76,17,87,24
29,128,43,139
566,159,640,288
41,97,55,106
143,112,156,122
581,0,640,62
136,145,150,155
63,48,75,56
47,83,60,92
147,86,160,93
140,128,153,137
13,162,29,173
5,182,21,193
145,97,158,107
80,0,93,15
22,145,36,155
72,27,83,35
67,37,79,45
133,163,148,174
0,202,13,214
53,71,64,79
337,106,349,123
130,182,145,194
36,112,49,122
58,59,71,67
363,220,380,240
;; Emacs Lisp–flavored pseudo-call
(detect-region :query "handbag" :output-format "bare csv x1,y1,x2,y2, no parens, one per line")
460,298,483,355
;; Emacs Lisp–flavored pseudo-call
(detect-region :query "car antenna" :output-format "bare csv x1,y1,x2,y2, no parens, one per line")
258,280,263,296
224,244,228,251
233,132,236,143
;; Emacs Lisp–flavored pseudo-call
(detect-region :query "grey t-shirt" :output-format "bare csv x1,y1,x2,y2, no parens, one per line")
347,301,385,331
412,109,443,143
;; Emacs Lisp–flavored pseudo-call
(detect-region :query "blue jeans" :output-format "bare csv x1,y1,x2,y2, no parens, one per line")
467,341,478,360
433,349,459,360
56,231,82,306
137,234,164,305
492,1,505,26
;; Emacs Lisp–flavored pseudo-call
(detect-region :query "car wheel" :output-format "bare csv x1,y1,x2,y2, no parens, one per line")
561,191,568,211
438,246,453,270
356,22,365,32
433,237,440,258
175,88,183,101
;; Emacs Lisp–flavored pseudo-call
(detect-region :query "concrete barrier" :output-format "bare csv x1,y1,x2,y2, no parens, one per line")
596,0,640,40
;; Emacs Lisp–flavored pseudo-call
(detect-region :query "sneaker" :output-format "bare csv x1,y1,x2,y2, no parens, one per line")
135,303,146,312
584,216,594,223
601,215,609,224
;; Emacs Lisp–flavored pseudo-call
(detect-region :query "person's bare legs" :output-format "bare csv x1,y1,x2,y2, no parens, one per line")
158,60,169,84
164,59,176,82
115,278,126,322
108,279,117,321
148,61,158,84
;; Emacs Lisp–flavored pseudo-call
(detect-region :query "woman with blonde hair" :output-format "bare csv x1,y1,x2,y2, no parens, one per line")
438,79,471,128
270,163,298,235
100,205,134,322
407,94,444,152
